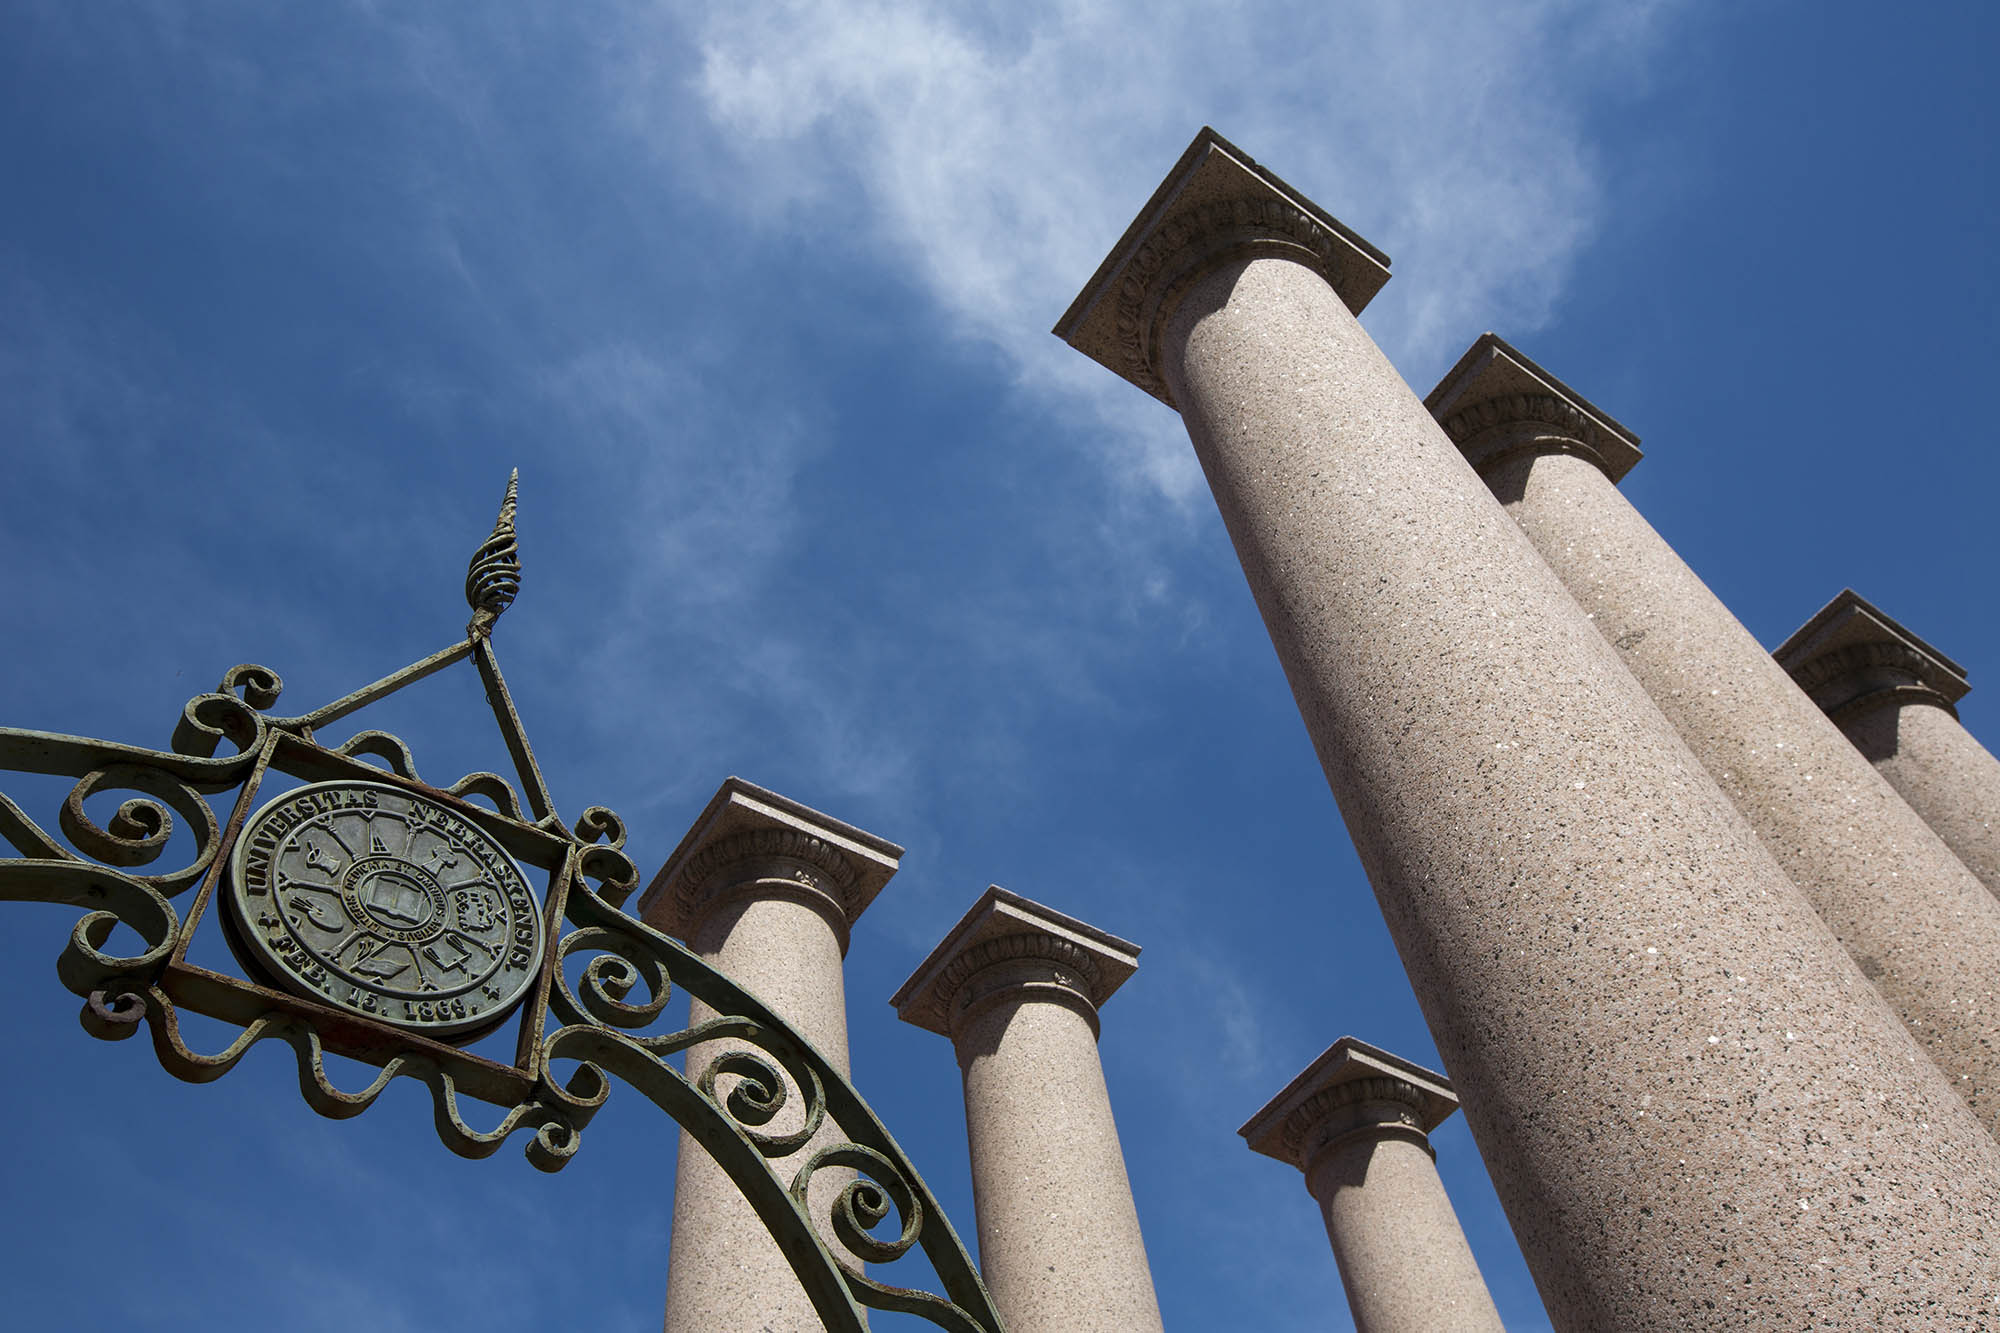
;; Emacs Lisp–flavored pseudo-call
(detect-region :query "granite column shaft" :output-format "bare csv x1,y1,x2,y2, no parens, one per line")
1848,702,2000,894
642,781,900,1333
1242,1040,1503,1333
1426,346,2000,1122
1055,129,2000,1329
893,889,1164,1333
1778,590,2000,897
1312,1132,1497,1333
663,897,851,1333
1163,251,2000,1327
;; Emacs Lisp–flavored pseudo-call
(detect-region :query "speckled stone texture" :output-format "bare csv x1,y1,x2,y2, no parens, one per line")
1778,590,2000,898
892,887,1163,1333
1428,335,2000,1128
639,778,901,1333
1056,129,2000,1330
1242,1038,1504,1333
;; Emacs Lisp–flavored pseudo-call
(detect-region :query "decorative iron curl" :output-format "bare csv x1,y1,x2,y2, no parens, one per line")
549,904,833,1155
572,805,627,850
90,981,581,1163
0,605,1003,1331
466,469,522,637
537,893,1003,1332
217,664,285,711
335,729,423,780
0,860,178,997
55,763,222,893
537,1020,875,1330
796,1142,922,1265
169,690,270,765
791,1143,997,1333
551,924,675,1031
577,841,640,909
444,771,530,822
687,1024,829,1158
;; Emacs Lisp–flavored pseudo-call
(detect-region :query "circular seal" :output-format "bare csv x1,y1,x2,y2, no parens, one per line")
225,779,542,1038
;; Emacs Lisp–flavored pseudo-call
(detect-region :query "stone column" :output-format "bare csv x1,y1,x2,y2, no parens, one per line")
1054,128,2000,1329
639,777,901,1333
1778,589,2000,897
891,886,1163,1333
1426,333,2000,1121
1241,1038,1503,1333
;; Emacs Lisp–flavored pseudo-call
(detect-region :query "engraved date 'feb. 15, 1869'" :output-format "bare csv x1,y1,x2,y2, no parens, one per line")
224,780,543,1037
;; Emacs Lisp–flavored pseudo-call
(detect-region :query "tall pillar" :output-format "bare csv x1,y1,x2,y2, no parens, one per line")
639,777,901,1333
1778,589,2000,897
1426,334,2000,1121
891,886,1164,1333
1241,1038,1504,1333
1054,128,2000,1328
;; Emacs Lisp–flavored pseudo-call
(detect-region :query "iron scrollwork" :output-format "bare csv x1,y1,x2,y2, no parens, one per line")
0,475,1003,1333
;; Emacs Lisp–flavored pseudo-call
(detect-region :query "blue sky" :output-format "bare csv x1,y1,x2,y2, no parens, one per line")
1,3,1993,1329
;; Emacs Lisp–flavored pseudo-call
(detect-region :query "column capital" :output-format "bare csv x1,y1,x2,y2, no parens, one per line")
1775,589,1969,723
1425,333,1642,483
1053,126,1390,409
890,886,1140,1042
1240,1037,1460,1175
637,776,902,950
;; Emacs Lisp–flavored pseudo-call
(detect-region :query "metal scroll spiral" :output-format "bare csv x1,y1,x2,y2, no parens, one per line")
465,468,522,637
544,849,1002,1332
0,681,1004,1332
0,674,577,1162
0,685,265,1007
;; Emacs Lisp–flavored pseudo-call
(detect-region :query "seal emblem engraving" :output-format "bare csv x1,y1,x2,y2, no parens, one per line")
226,779,542,1036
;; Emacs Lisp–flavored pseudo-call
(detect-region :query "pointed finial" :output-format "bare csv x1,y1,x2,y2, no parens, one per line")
466,469,522,637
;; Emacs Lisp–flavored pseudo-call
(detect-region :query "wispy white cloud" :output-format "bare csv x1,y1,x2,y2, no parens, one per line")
621,0,1685,504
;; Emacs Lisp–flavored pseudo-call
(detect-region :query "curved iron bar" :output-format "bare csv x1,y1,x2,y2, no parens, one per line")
557,862,1004,1331
0,858,179,998
0,731,245,899
333,729,424,781
1,576,1006,1332
85,982,583,1162
444,771,532,822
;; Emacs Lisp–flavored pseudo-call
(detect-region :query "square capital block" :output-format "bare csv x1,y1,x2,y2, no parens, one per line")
1054,126,1390,407
891,885,1140,1038
1240,1036,1459,1170
1426,332,1642,483
1776,589,1969,720
638,776,901,943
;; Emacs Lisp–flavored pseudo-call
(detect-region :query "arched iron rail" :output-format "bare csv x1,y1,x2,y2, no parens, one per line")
0,474,1004,1333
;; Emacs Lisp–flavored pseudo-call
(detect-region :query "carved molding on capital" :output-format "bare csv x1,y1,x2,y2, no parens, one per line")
666,827,861,937
1114,196,1360,404
1425,334,1641,485
1056,128,1391,408
1786,641,1961,724
1775,590,1969,730
1438,392,1619,481
937,933,1107,1041
892,887,1141,1041
1283,1074,1436,1165
1240,1037,1459,1175
640,780,901,950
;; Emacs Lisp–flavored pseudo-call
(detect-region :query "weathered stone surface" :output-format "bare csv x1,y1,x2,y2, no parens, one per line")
1429,334,2000,1128
643,777,901,1333
1778,589,2000,897
1242,1038,1503,1333
1058,129,2000,1330
892,887,1162,1333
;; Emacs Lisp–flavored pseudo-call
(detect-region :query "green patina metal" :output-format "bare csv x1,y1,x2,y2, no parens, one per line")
0,474,1004,1333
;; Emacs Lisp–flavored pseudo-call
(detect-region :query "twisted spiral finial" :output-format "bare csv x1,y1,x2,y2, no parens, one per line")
466,469,522,636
